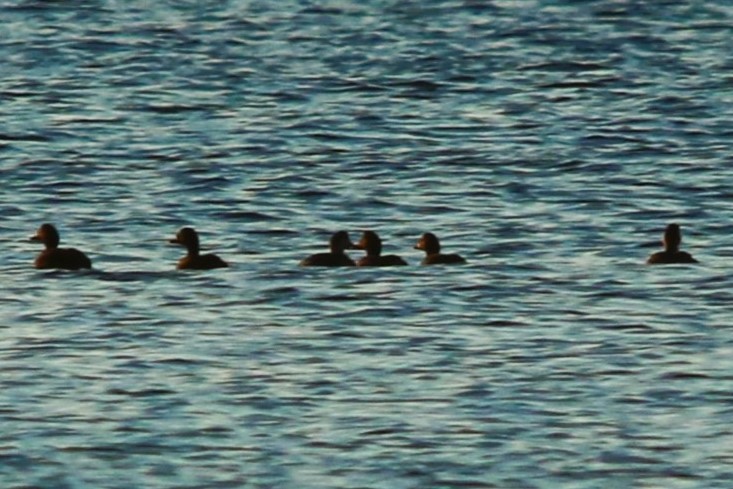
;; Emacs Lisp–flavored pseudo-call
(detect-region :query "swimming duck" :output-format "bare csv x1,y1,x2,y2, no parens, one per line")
300,231,356,267
30,223,92,270
353,230,407,266
170,227,228,270
646,223,698,265
414,232,466,265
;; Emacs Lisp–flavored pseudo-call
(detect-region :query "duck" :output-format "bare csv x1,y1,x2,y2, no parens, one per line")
414,232,466,265
646,223,698,265
353,231,407,266
30,223,92,270
300,231,356,267
170,227,228,270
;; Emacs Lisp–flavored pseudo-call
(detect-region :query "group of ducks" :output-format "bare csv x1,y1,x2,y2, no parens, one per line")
298,230,466,267
29,222,696,271
28,223,466,271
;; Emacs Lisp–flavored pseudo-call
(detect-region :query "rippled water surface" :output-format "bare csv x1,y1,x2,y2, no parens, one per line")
3,1,733,488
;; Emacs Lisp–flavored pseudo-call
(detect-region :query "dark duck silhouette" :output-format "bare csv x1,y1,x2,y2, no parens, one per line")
30,223,92,270
353,231,407,266
170,227,228,270
414,232,466,265
646,223,698,265
299,231,356,267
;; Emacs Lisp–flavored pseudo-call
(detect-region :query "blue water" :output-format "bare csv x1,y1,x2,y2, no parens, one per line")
2,1,733,487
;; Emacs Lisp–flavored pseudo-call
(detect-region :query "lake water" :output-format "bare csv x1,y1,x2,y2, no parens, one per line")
2,1,733,488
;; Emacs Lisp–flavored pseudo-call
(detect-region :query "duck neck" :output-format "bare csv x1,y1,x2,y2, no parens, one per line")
44,237,60,250
366,244,382,257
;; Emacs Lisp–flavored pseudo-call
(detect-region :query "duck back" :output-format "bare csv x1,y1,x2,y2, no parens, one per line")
35,247,92,270
178,253,228,270
422,253,466,265
646,251,697,265
300,252,355,267
357,255,407,267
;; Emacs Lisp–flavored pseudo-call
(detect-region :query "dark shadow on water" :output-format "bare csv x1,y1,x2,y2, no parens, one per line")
95,270,180,282
35,269,178,282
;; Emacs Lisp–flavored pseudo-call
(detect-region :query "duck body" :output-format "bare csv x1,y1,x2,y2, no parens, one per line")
420,253,466,265
170,227,228,270
34,248,92,270
357,255,408,267
646,223,697,265
300,231,355,267
300,252,355,267
176,253,229,270
31,223,92,270
414,232,465,265
646,250,697,265
353,231,407,267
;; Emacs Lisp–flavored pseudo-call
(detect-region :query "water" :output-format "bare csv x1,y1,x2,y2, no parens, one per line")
2,1,733,487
